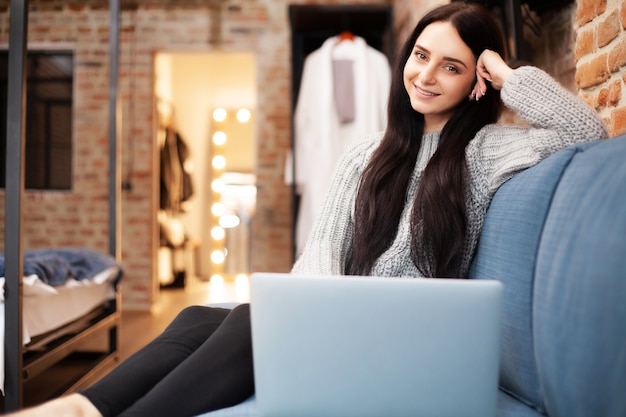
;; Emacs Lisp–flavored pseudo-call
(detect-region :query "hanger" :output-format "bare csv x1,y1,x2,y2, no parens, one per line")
336,30,355,43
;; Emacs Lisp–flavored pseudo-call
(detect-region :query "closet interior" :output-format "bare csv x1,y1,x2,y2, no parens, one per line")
288,5,393,260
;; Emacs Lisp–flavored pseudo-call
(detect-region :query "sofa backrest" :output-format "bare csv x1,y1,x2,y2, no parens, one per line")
532,135,626,417
469,135,626,417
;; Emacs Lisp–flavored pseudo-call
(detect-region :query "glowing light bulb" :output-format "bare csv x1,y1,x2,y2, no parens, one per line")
235,274,250,300
235,274,249,286
212,155,226,170
211,202,225,216
211,226,225,240
237,108,251,123
209,274,225,294
212,131,227,146
210,274,224,284
212,108,227,122
211,178,224,193
211,250,225,264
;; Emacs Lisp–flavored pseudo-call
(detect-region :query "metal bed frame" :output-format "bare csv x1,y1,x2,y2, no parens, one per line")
3,0,121,411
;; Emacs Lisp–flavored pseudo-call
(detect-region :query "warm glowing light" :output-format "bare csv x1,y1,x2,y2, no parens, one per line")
211,250,225,264
211,202,225,216
209,274,225,294
212,131,227,146
212,155,226,170
211,226,225,240
236,108,251,123
219,214,240,229
235,274,250,300
211,178,224,193
212,108,227,122
235,274,249,287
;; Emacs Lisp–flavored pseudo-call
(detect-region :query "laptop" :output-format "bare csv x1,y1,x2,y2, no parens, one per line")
249,273,503,417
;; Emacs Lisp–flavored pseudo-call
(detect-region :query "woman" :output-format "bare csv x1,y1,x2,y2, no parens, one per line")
11,3,608,417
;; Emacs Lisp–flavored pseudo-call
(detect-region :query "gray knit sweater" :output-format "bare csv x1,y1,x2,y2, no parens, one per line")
291,66,608,278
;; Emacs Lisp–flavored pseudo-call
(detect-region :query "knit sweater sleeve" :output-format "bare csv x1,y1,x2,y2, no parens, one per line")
467,66,608,194
291,133,382,276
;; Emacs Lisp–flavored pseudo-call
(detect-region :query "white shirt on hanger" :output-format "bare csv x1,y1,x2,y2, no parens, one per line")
290,35,391,256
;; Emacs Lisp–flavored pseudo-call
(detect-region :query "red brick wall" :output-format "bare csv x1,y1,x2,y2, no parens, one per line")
0,6,112,264
575,0,626,136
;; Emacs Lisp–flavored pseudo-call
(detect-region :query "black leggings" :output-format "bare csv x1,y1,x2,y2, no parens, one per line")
81,304,254,417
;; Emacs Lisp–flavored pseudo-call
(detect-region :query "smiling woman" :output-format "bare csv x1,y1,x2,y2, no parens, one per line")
342,2,509,279
403,21,478,133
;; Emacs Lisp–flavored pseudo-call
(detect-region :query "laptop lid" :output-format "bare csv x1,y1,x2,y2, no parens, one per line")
250,273,503,417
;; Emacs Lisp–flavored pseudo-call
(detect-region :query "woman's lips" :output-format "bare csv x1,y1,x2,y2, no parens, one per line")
415,85,438,97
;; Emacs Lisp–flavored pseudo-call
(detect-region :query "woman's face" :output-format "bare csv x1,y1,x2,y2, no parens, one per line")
403,21,477,133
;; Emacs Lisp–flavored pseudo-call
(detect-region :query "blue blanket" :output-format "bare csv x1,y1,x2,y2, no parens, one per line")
0,247,122,287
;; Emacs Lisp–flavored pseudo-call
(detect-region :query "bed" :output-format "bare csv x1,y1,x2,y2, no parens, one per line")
0,248,122,399
3,0,122,411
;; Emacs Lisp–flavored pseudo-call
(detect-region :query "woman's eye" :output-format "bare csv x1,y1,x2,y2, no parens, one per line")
444,65,459,73
415,52,427,61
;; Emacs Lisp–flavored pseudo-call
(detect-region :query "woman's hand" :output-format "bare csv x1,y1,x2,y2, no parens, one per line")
470,50,514,100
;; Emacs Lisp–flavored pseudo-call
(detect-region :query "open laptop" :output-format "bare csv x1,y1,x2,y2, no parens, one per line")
249,273,503,417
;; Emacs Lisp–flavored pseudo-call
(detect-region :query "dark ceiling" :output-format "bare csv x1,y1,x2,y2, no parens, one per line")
467,0,576,15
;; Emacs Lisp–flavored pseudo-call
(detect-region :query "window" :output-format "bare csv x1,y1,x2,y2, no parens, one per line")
0,50,74,190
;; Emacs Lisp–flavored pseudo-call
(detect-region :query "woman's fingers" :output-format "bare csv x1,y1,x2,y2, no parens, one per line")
470,75,488,101
471,50,513,100
476,50,512,90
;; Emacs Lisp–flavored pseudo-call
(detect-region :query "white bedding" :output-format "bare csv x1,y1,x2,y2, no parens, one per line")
0,266,119,393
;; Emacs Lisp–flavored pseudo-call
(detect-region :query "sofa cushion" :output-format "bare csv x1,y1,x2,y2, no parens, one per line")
497,390,545,417
196,395,257,417
533,135,626,417
468,141,597,413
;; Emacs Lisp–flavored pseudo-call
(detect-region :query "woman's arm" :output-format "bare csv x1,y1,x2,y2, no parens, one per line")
471,49,513,100
291,136,381,276
468,62,609,194
474,49,607,147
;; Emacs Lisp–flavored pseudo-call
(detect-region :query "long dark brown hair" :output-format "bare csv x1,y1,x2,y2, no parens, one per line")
346,3,506,278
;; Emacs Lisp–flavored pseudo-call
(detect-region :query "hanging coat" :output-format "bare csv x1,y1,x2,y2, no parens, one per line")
160,127,194,213
292,35,391,255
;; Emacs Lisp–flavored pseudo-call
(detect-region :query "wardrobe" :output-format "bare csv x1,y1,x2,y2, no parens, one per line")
288,5,394,259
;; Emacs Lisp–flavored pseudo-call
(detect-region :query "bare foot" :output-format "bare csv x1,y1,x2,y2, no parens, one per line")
4,393,102,417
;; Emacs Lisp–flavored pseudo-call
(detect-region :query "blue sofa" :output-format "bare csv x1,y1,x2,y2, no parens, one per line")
200,135,626,417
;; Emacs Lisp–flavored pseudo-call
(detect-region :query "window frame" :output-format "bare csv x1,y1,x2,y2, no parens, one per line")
0,49,74,191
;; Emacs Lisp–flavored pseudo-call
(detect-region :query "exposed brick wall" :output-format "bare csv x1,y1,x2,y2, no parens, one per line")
0,5,112,265
575,0,626,136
